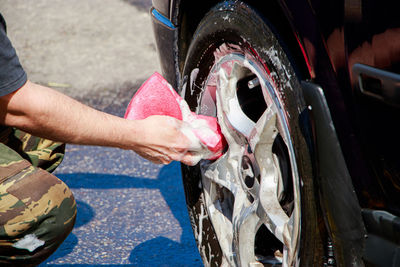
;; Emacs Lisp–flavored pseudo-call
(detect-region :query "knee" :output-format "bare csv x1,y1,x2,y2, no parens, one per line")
0,168,77,265
37,176,77,242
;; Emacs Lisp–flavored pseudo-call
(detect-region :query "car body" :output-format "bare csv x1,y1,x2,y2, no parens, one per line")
150,0,400,266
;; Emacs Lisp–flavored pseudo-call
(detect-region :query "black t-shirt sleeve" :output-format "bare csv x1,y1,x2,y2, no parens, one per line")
0,13,27,97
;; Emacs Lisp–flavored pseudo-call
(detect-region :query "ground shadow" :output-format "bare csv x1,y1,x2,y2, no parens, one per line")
41,162,202,266
129,236,202,266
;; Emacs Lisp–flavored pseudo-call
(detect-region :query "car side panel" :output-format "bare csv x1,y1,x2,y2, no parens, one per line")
343,0,400,215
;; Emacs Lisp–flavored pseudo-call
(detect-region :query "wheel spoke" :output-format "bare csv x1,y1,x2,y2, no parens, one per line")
216,63,255,141
201,173,235,263
202,153,241,195
258,159,291,246
201,152,244,265
249,110,292,247
232,194,260,266
249,107,277,152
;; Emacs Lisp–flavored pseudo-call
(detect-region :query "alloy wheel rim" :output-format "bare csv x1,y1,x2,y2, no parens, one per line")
197,48,301,266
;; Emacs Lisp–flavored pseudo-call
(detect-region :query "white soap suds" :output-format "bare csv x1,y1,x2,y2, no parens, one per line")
178,98,221,165
190,68,200,96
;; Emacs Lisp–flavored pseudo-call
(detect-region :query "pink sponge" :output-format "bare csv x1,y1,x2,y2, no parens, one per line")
124,72,183,120
124,72,225,160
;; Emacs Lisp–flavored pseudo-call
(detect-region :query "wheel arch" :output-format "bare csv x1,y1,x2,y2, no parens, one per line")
172,0,313,83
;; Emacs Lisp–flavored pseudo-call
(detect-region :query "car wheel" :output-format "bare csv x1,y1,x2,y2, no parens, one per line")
180,1,324,266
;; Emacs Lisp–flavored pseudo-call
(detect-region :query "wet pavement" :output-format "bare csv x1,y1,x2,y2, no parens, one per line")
1,0,203,265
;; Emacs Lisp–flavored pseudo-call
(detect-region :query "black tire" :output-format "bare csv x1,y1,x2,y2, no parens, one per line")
180,1,323,266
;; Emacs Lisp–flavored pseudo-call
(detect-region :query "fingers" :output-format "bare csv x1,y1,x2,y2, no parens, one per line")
149,158,172,165
170,151,203,166
136,150,172,165
135,115,210,165
140,149,201,166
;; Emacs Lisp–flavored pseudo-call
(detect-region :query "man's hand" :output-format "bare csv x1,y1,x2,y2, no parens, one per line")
129,115,197,165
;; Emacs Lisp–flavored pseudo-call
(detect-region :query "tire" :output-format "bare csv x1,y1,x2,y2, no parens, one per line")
180,1,323,266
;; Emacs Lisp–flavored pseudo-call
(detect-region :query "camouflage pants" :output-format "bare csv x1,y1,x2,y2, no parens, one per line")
0,127,77,266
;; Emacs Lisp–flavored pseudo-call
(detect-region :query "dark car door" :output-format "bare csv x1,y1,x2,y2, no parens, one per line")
344,0,400,215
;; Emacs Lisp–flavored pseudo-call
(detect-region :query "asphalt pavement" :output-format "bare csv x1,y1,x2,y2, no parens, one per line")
1,0,203,265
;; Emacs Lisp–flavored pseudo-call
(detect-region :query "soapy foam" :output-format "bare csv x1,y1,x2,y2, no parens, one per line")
178,98,222,165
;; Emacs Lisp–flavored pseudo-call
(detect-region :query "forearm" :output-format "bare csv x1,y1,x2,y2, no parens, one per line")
0,81,140,149
0,80,196,165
